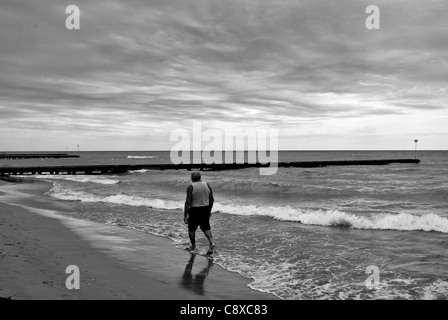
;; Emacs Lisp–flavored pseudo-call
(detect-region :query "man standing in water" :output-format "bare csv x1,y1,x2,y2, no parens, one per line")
184,171,215,255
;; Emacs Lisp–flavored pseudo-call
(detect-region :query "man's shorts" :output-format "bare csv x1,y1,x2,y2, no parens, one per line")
188,206,211,232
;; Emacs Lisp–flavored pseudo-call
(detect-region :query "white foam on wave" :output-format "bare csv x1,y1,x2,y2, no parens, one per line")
42,175,120,185
128,169,149,173
421,279,448,300
127,156,158,159
214,203,448,233
48,184,180,210
47,184,448,233
102,194,180,210
47,184,101,202
16,174,120,185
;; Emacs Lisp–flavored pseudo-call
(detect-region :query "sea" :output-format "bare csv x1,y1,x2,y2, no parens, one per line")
3,150,448,299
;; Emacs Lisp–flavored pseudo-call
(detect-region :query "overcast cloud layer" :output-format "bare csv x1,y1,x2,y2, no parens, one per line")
0,0,447,150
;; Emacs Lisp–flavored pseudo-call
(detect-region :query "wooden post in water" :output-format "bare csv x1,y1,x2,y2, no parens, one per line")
414,139,418,160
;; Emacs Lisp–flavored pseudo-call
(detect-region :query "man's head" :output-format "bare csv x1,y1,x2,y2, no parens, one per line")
191,171,201,182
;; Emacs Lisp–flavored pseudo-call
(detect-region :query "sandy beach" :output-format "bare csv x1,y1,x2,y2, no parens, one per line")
0,179,275,300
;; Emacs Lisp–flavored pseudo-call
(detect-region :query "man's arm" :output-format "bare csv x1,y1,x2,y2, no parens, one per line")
184,185,193,224
207,183,214,213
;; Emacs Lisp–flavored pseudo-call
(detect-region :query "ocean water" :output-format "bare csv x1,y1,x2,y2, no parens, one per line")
5,151,448,299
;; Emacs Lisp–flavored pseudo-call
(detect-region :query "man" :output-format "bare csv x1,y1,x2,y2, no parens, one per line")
184,171,215,255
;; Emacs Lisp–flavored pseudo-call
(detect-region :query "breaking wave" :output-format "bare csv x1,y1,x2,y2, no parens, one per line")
127,156,158,159
48,184,179,209
128,169,149,174
214,204,448,233
47,184,448,233
16,175,120,185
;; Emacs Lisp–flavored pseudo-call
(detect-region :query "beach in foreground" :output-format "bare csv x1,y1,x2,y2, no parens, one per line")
0,179,274,300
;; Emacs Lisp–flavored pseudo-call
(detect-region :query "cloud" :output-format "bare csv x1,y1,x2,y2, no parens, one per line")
0,0,447,150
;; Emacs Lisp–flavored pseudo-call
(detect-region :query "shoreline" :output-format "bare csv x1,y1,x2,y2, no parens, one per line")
0,179,276,300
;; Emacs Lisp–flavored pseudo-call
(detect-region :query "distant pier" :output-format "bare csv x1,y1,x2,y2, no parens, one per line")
0,159,420,176
0,153,79,160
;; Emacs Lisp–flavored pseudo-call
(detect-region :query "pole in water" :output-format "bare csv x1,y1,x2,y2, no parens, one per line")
77,144,80,156
414,139,418,160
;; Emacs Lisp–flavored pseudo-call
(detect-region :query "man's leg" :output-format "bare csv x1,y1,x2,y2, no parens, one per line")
203,230,215,252
188,212,198,250
201,209,215,253
189,230,196,250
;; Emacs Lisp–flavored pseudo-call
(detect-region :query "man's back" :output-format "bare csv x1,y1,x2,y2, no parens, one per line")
190,181,210,207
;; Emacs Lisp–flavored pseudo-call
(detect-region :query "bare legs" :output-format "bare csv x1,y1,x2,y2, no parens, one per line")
189,229,214,253
188,230,196,250
204,230,214,251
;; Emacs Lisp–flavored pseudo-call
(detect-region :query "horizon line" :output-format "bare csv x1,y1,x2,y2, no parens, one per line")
0,149,446,153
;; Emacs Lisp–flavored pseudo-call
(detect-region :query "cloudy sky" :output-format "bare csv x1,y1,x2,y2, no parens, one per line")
0,0,447,151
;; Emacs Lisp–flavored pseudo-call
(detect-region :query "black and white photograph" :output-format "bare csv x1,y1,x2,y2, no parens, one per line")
1,0,447,307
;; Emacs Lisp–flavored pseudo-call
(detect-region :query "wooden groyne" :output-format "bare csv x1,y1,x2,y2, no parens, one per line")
0,159,420,176
0,153,79,159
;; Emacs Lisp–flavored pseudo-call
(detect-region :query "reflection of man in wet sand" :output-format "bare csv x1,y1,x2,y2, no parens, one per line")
184,172,215,255
180,254,213,295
